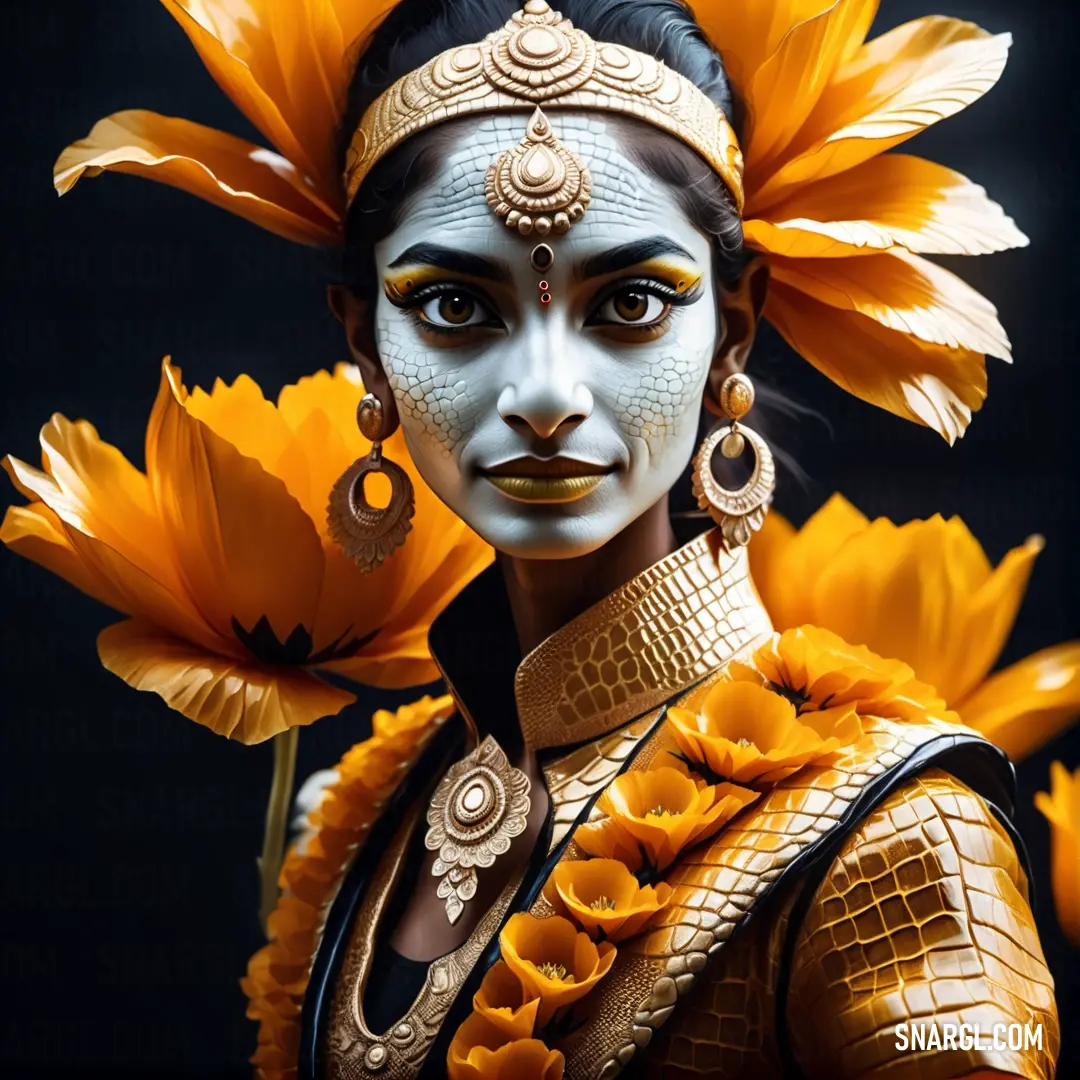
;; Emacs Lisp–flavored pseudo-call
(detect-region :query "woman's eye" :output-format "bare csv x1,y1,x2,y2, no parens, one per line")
419,291,490,328
596,289,670,326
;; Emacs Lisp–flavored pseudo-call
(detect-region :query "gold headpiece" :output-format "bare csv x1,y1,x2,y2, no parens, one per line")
344,0,744,226
56,0,1026,443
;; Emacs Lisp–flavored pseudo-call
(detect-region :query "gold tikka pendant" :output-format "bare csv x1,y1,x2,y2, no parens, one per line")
424,736,531,924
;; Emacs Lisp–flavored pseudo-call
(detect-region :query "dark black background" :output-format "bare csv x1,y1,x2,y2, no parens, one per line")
1,1,1077,1077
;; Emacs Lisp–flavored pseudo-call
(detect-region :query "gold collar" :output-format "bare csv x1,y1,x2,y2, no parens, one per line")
429,526,772,754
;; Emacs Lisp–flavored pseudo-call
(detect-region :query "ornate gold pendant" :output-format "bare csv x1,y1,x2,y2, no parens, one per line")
425,736,531,924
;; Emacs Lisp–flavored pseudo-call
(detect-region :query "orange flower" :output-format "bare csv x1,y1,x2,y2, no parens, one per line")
542,859,673,943
498,913,616,1026
732,625,949,725
667,680,863,784
574,767,758,875
53,0,403,245
1035,762,1080,947
749,495,1080,758
473,961,540,1041
708,4,1026,442
448,1010,564,1080
1,360,491,742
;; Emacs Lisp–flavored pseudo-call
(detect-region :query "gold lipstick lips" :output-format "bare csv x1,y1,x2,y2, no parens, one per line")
482,457,616,503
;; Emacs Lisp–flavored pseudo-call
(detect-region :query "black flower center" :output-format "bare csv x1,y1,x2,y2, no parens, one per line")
232,615,379,666
768,680,816,714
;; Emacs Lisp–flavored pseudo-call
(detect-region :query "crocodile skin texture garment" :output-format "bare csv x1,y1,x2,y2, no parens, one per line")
312,527,1057,1080
541,706,1058,1080
646,770,1059,1080
513,529,772,751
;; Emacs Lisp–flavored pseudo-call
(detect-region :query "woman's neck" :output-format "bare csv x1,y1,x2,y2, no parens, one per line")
499,497,678,657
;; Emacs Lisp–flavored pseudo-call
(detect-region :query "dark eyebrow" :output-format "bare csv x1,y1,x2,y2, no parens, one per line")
387,243,512,284
577,237,697,282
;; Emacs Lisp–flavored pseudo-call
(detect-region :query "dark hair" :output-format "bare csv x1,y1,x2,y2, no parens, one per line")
337,0,747,294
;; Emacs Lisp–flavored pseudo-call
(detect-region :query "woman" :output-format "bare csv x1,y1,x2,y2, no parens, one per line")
50,1,1058,1078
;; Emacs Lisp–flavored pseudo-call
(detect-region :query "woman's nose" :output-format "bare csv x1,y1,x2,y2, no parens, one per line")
494,367,591,438
497,353,594,440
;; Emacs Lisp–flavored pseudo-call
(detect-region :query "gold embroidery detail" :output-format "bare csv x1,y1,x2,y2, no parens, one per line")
426,735,531,925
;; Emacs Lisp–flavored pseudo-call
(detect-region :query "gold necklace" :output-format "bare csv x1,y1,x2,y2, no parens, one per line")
424,735,531,924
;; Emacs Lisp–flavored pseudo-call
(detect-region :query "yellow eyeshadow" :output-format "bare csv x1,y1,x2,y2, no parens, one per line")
637,259,702,295
383,266,446,302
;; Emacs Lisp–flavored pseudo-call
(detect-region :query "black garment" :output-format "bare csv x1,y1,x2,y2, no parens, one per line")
363,940,430,1036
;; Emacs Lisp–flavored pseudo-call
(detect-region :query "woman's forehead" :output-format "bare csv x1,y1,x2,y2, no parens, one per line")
376,112,711,271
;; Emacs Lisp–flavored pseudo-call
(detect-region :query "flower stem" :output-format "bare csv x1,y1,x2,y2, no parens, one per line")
258,726,300,936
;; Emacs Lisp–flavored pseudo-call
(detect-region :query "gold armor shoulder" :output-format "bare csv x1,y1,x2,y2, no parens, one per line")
784,767,1059,1080
549,714,1034,1078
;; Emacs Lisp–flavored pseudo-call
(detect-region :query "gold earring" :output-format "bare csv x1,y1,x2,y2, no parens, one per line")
692,373,775,550
327,393,415,572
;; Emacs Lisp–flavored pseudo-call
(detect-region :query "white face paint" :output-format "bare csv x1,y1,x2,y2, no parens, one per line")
373,112,719,559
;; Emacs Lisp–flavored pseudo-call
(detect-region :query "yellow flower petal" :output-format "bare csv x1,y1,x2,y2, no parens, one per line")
668,680,862,783
813,520,1040,705
747,510,795,623
156,0,334,198
691,1,843,91
960,644,1080,761
745,626,948,723
770,249,1010,359
146,360,327,649
98,618,354,742
542,859,672,942
499,913,616,1026
766,278,986,443
578,768,759,872
474,961,539,1041
53,110,340,246
1035,763,1080,946
751,18,1012,209
3,441,223,653
745,154,1028,259
745,0,881,169
0,502,127,612
448,1006,564,1080
750,494,868,631
948,535,1043,704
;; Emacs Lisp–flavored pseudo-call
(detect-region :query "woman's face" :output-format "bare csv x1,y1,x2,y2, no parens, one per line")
370,113,721,560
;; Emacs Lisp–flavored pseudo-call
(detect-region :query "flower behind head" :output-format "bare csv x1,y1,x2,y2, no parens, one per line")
749,494,1080,758
1,360,491,742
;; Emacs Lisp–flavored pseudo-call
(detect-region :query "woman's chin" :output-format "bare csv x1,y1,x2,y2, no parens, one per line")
459,483,637,561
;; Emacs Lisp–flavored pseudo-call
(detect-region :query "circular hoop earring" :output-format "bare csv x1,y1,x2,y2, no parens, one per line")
692,374,775,550
327,393,415,573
